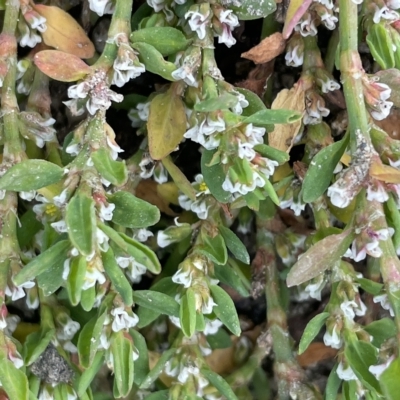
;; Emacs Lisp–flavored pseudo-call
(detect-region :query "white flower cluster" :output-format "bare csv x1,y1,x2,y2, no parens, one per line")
64,70,123,116
18,10,46,48
88,0,115,16
179,174,211,219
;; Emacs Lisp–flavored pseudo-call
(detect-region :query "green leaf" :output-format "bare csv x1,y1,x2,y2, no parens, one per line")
345,341,380,393
235,87,266,117
218,226,250,264
36,252,65,296
131,2,153,31
198,232,228,265
91,148,128,186
65,194,95,256
325,365,341,400
253,144,289,164
76,351,105,397
162,156,196,201
130,330,149,386
0,358,29,400
80,286,96,311
194,93,239,112
112,93,147,111
298,312,329,354
132,290,179,317
201,149,231,203
230,0,275,20
102,248,133,306
144,391,169,400
66,256,87,306
78,312,107,368
367,23,395,70
286,230,354,287
111,331,134,397
14,240,70,285
356,278,383,296
24,328,55,365
207,328,232,349
140,348,176,389
108,191,160,229
130,26,190,56
364,318,396,348
201,368,238,400
180,288,197,337
243,109,301,125
148,88,187,160
104,226,161,273
0,160,64,191
214,264,250,297
264,178,280,205
17,210,43,249
380,357,400,400
132,42,177,81
302,135,349,203
210,285,241,336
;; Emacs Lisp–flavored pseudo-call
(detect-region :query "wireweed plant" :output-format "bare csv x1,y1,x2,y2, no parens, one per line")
0,0,400,399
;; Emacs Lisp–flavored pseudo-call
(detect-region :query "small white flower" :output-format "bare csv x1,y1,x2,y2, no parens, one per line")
106,136,124,160
18,24,42,48
337,362,357,381
204,318,223,335
88,0,115,16
82,267,106,290
369,355,395,379
53,189,69,207
57,318,80,341
157,230,174,248
99,202,115,221
5,281,35,301
185,11,210,40
370,100,393,121
19,190,36,201
147,0,166,12
66,143,80,156
285,45,304,67
217,25,236,47
134,228,153,242
172,66,198,87
320,12,338,30
232,92,249,114
9,350,24,369
116,256,147,283
304,279,325,300
323,325,342,349
327,185,352,208
373,5,399,23
294,13,318,37
111,306,139,332
319,78,340,93
373,293,394,316
340,299,367,321
51,220,68,234
172,267,193,288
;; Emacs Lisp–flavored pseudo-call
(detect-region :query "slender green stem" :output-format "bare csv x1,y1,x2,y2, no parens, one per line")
339,0,369,146
324,29,339,73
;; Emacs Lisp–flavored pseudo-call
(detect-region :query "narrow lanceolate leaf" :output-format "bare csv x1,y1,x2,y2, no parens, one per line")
194,93,238,112
102,248,133,306
162,156,196,201
132,290,179,317
140,349,176,389
230,0,276,21
132,42,177,81
111,331,134,397
210,285,241,336
14,240,70,285
147,88,187,160
76,351,105,397
380,357,400,400
0,358,29,400
0,160,64,191
130,26,190,56
108,191,160,228
302,135,349,203
253,144,289,164
201,368,238,400
286,230,354,287
91,148,128,186
180,288,196,337
66,256,87,306
242,109,301,125
367,23,395,70
298,312,330,355
33,5,95,58
219,226,250,264
201,149,231,203
65,194,96,256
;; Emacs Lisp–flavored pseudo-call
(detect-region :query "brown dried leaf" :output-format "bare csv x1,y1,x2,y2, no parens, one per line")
33,5,95,59
236,62,273,98
370,160,400,183
297,342,337,367
268,82,306,152
241,33,286,64
135,180,176,216
34,50,91,82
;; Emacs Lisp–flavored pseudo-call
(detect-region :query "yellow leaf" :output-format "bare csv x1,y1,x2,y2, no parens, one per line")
370,161,400,183
33,5,94,59
147,87,187,160
340,153,351,166
268,82,306,152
